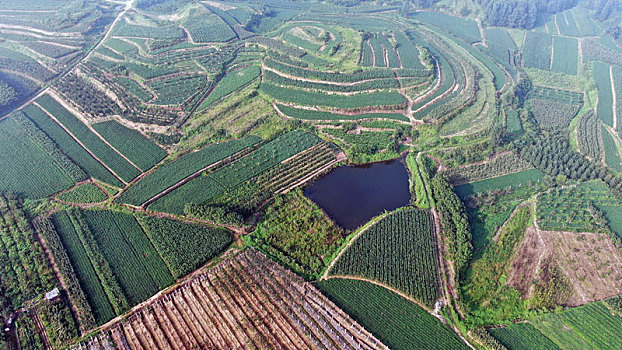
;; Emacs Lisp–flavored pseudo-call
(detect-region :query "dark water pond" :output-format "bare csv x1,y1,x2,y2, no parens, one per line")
304,158,411,230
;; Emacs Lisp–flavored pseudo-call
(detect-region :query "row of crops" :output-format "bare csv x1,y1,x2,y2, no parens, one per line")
56,183,109,204
76,249,386,350
523,32,579,74
316,278,469,350
91,120,167,172
147,74,211,106
182,13,236,43
527,86,584,128
328,208,441,307
276,103,409,122
260,82,407,110
361,33,400,68
47,208,231,325
489,301,622,350
0,115,78,198
577,112,604,161
454,169,546,198
21,104,124,188
35,94,141,183
117,136,261,206
593,62,615,127
149,130,321,214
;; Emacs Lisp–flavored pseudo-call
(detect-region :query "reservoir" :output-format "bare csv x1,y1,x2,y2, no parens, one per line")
304,158,411,230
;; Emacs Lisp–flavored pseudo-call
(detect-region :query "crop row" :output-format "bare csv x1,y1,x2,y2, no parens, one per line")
276,103,408,122
551,36,578,75
22,104,123,187
594,62,614,127
265,56,427,83
183,15,236,43
92,120,167,171
147,74,211,106
263,69,400,92
0,116,76,198
329,208,440,307
117,135,261,206
260,83,407,109
577,112,604,161
316,278,469,350
36,94,141,182
198,65,260,109
76,249,385,350
150,130,321,214
523,32,552,71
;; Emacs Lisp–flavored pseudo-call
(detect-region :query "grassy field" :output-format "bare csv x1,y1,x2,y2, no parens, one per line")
454,169,545,198
506,109,523,133
316,278,469,350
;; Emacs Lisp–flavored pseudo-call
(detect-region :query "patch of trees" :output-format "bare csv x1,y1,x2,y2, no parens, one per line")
0,79,17,107
582,0,620,22
514,129,622,193
55,73,121,118
476,0,577,29
514,130,600,182
430,174,472,276
184,203,244,226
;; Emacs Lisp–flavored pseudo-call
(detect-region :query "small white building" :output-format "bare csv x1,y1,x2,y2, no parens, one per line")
45,288,60,302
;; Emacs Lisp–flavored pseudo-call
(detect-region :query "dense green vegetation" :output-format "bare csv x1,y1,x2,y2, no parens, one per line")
137,215,232,278
0,195,79,347
463,206,533,324
248,189,345,279
57,183,108,204
36,95,141,183
329,208,440,307
117,136,260,206
91,120,167,171
150,130,321,214
0,116,76,198
316,278,469,350
431,174,472,275
3,0,622,347
489,323,560,350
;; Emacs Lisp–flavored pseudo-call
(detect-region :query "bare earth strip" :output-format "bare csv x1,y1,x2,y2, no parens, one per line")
507,226,622,306
611,65,618,131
